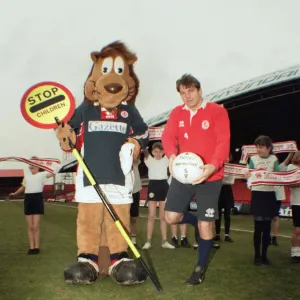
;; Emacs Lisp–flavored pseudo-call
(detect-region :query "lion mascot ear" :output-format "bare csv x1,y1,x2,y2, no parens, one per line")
83,41,139,109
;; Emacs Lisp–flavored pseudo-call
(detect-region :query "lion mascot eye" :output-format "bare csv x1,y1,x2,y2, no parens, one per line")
114,56,124,75
101,57,113,74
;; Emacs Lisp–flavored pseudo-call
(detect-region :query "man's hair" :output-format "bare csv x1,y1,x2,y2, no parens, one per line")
254,135,273,149
176,74,201,92
292,151,300,165
152,142,164,151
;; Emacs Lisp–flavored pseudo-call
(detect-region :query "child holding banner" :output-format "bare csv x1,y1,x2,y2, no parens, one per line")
9,158,54,254
270,152,294,246
287,151,300,263
247,136,280,266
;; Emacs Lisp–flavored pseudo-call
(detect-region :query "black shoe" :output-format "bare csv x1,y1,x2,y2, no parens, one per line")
181,237,191,248
186,265,205,285
262,257,271,265
213,235,220,241
254,257,262,266
27,249,35,255
32,248,40,254
272,237,278,246
291,256,300,263
224,236,234,243
171,236,180,248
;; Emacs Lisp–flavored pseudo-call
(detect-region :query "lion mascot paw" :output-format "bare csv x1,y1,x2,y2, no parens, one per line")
108,252,147,285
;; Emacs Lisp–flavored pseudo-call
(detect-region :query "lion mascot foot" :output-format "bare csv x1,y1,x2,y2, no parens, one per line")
64,254,99,284
108,252,147,285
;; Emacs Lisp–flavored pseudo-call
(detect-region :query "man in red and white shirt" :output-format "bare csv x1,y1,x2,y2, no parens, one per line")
162,74,230,285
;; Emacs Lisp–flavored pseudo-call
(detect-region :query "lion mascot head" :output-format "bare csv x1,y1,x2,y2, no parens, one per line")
84,41,139,109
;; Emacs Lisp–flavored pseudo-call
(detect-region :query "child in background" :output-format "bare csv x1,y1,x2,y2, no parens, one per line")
270,152,294,246
214,152,234,242
130,158,142,247
286,151,300,263
168,176,191,248
142,142,175,249
247,135,280,266
9,159,54,254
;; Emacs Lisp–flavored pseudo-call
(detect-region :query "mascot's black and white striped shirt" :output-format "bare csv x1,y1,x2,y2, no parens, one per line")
68,101,148,204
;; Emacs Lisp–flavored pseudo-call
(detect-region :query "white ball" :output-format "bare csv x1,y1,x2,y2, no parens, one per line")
172,152,204,184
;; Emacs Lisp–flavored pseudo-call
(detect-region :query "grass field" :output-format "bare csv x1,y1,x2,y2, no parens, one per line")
0,201,299,300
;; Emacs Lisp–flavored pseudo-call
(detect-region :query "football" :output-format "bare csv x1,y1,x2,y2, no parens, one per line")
172,152,204,184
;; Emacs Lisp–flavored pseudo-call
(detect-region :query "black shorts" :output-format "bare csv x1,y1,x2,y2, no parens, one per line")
147,180,169,201
24,193,44,215
292,205,300,227
130,192,140,217
275,201,282,217
218,184,234,209
165,178,222,221
251,191,277,219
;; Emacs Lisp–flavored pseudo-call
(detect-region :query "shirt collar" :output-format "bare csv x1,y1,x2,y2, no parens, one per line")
182,100,207,111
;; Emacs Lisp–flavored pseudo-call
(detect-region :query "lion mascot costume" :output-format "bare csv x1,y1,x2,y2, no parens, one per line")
56,41,148,285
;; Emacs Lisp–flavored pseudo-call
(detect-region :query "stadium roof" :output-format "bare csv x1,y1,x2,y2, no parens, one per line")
146,64,300,126
0,169,24,177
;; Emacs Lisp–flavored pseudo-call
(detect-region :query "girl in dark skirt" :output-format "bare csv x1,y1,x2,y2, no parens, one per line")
9,160,54,254
247,136,280,266
142,142,175,250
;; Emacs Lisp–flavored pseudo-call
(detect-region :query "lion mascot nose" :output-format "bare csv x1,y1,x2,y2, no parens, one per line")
104,83,123,94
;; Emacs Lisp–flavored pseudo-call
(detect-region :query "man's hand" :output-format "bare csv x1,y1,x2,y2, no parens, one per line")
55,122,76,151
192,164,216,184
168,154,177,176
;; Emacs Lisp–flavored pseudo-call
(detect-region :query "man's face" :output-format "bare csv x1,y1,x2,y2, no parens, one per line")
152,148,164,160
179,85,202,110
256,145,271,157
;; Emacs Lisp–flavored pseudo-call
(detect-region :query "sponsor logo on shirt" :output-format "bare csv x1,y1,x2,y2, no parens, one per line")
120,110,129,118
88,121,127,134
202,120,209,130
205,208,215,218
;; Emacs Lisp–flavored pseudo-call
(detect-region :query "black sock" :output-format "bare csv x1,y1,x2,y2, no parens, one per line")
215,214,221,235
197,238,213,268
224,207,231,235
262,220,271,259
254,221,263,258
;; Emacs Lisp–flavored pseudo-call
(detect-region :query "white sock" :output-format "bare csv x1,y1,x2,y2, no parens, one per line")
291,247,297,257
296,247,300,256
131,236,136,244
181,236,186,240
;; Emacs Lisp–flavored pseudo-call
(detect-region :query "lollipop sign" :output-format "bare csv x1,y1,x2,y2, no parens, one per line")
20,81,75,129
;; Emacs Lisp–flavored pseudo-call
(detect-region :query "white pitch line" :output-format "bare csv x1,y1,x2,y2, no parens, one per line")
45,202,292,239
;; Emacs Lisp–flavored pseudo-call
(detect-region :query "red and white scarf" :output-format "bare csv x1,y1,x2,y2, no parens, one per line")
240,141,298,164
0,157,60,173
